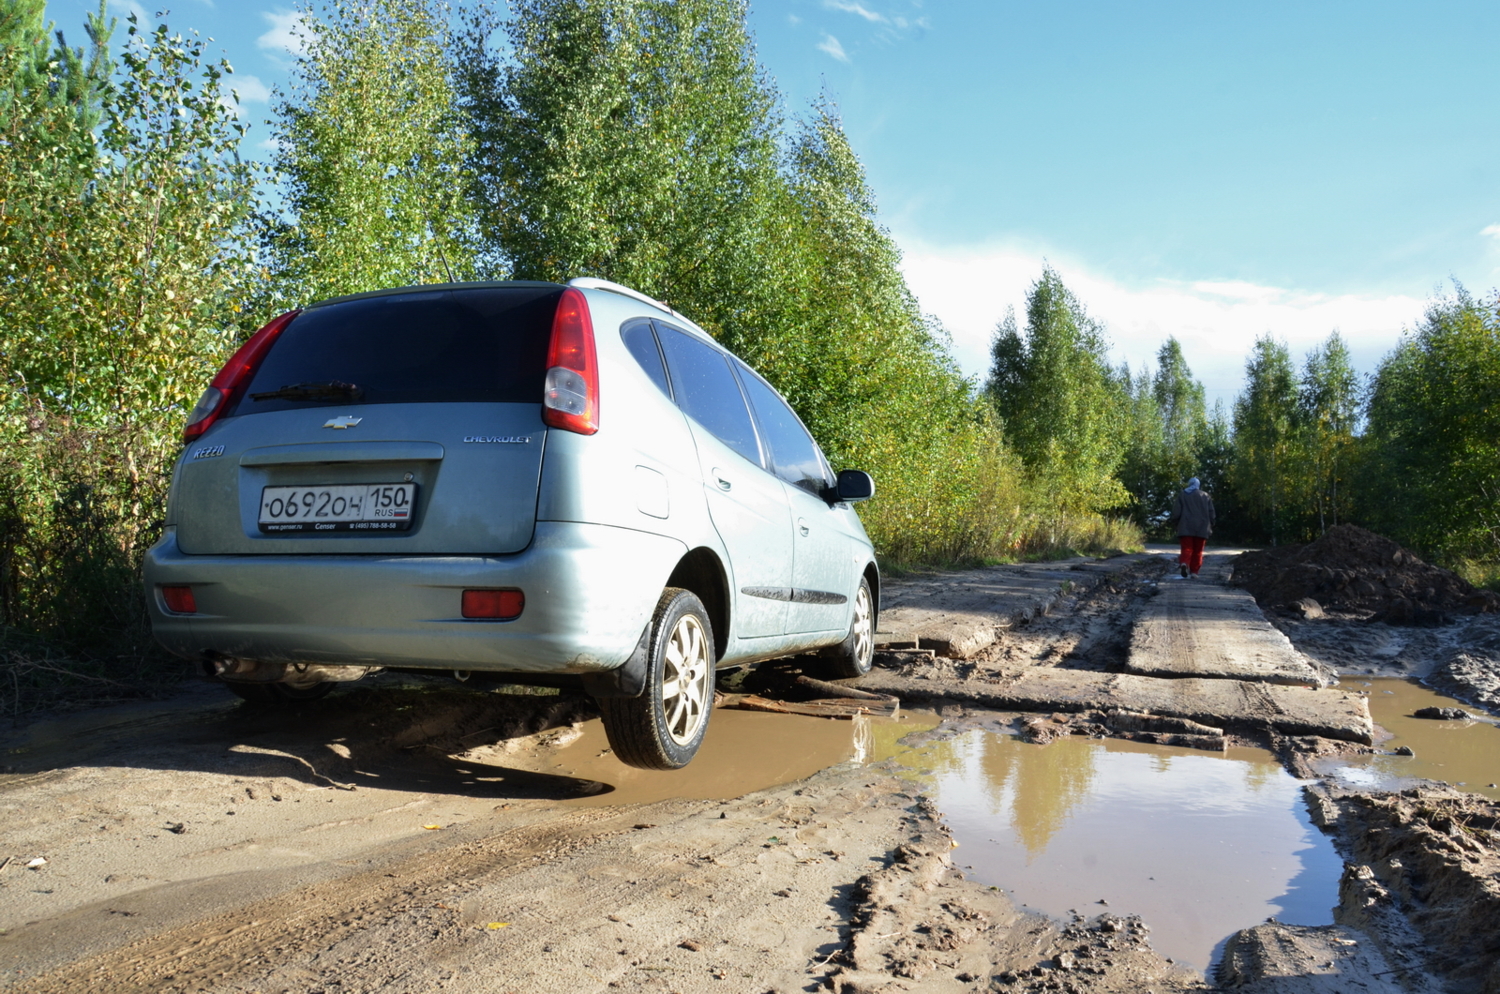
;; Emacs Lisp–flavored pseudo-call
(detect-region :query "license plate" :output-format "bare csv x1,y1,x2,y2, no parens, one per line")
258,483,417,533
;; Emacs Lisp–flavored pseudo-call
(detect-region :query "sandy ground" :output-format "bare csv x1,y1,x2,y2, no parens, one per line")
0,678,1204,994
2,548,1498,992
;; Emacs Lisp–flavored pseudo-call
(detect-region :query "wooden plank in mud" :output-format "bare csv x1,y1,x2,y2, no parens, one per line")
873,554,1154,659
859,667,1374,744
1126,574,1324,687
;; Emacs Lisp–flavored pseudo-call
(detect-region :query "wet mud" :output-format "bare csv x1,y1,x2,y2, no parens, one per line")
4,543,1500,992
1307,783,1500,993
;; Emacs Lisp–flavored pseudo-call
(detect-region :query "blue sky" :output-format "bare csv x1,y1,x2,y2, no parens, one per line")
57,0,1500,405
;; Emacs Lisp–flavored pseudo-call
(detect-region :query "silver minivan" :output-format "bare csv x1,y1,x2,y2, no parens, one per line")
144,279,878,769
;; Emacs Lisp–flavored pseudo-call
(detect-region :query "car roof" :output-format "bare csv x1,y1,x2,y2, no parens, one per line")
302,281,565,310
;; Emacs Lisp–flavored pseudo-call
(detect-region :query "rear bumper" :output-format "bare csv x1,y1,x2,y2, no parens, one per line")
143,522,686,674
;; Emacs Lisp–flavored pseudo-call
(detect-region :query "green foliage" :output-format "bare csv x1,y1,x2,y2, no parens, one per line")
1362,287,1500,564
1296,332,1360,532
0,6,260,694
1219,332,1363,545
985,266,1129,515
1117,338,1211,531
463,0,775,310
1193,401,1239,533
1116,364,1165,529
751,103,1004,563
3,14,261,421
264,0,486,307
1229,335,1298,544
1154,338,1209,479
0,0,109,136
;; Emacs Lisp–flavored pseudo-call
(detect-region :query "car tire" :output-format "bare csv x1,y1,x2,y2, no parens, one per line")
225,680,335,704
599,587,715,771
822,577,874,679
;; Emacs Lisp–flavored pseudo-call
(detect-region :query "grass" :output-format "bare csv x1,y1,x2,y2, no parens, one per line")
1452,558,1500,593
878,512,1145,575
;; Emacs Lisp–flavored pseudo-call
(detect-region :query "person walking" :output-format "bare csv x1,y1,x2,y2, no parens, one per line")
1167,477,1215,578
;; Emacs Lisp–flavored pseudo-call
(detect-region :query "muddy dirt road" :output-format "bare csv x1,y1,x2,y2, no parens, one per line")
3,546,1499,993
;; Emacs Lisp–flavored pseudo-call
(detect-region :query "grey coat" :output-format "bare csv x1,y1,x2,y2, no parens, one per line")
1168,489,1215,539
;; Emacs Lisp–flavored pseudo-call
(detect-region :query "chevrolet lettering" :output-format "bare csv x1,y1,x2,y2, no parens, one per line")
147,278,878,772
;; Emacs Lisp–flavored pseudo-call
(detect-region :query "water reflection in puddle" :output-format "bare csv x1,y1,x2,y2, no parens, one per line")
543,710,935,807
1323,678,1500,799
888,730,1342,974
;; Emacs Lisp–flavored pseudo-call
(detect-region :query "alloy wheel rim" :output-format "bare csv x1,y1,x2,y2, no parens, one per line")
852,585,873,668
661,614,711,746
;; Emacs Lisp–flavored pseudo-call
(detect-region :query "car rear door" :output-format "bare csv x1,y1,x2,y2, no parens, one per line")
172,286,561,556
653,323,793,639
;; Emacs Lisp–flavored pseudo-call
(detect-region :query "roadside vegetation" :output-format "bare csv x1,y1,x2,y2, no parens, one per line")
1,0,1496,710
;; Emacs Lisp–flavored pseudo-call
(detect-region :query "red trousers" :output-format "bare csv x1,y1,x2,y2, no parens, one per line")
1179,536,1206,575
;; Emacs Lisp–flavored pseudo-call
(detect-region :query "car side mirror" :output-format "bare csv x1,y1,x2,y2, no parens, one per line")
827,469,874,504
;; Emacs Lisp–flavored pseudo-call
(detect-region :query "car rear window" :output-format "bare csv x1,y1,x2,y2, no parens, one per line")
229,286,563,414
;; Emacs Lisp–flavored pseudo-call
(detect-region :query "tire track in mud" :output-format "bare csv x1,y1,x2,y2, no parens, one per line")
9,803,664,993
6,760,1198,994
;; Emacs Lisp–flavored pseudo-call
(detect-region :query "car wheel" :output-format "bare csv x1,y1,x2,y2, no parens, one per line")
599,588,715,770
226,679,335,704
823,577,874,679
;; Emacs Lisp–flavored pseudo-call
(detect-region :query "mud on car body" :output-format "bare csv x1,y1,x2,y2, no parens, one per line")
145,278,878,769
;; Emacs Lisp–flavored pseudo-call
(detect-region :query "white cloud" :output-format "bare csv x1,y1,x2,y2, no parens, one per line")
259,9,309,58
817,33,850,62
825,0,887,24
788,13,802,25
1481,224,1500,240
897,240,1428,408
234,74,271,103
218,73,271,116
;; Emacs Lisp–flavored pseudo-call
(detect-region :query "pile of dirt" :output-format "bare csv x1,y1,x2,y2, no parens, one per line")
1309,784,1500,993
1230,524,1498,624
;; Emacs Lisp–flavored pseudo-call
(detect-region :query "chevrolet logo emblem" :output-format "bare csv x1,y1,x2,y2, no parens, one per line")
323,416,363,429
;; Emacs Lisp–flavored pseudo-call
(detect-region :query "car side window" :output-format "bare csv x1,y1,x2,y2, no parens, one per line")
621,320,672,398
653,323,762,466
735,360,833,495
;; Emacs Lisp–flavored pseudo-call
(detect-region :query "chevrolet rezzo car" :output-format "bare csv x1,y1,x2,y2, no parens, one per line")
145,279,878,769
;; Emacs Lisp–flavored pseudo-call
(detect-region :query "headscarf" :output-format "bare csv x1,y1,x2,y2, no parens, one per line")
1184,477,1200,493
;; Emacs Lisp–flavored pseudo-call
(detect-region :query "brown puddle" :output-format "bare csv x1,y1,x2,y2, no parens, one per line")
888,730,1342,974
518,709,934,807
1321,677,1500,799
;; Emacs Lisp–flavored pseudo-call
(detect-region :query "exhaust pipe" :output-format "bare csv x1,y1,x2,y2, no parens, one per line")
209,656,379,684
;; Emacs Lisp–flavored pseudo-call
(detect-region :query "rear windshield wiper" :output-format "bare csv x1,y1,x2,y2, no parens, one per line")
250,381,364,402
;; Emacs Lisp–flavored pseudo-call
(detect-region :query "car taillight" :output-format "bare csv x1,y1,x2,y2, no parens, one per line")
542,288,599,434
183,310,301,443
462,589,524,620
161,585,197,613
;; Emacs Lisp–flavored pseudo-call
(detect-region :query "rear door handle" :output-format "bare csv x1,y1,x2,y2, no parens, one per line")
797,517,810,537
712,470,732,491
